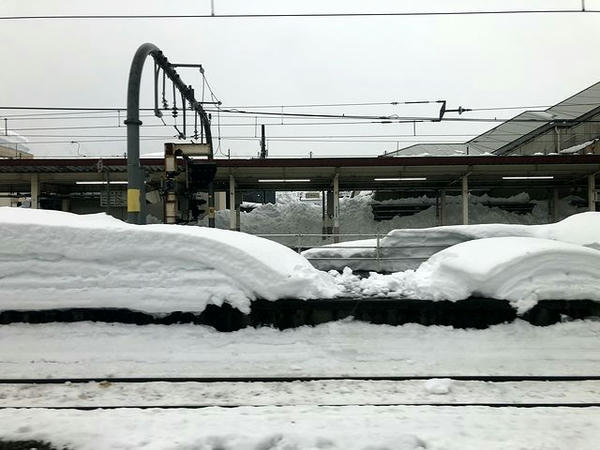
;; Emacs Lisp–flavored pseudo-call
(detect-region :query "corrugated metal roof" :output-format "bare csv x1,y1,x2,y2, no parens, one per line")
478,82,600,154
467,111,552,153
384,81,600,157
547,81,600,119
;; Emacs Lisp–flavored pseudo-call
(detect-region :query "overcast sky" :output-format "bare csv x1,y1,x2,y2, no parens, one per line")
2,0,600,158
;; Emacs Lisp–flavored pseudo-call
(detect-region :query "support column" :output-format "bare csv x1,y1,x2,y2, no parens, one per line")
332,174,340,243
588,174,596,212
551,188,559,222
321,190,327,239
461,175,469,225
229,175,237,231
207,182,215,228
30,174,40,209
325,190,334,236
440,189,447,226
61,197,71,212
235,192,242,232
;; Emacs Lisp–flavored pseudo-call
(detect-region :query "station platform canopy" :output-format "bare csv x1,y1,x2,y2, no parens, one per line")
0,155,598,193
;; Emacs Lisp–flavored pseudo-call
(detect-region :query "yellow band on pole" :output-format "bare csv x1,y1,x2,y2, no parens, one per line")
127,189,141,212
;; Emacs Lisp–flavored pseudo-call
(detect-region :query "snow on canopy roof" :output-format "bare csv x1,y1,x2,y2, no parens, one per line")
386,143,486,157
0,131,32,154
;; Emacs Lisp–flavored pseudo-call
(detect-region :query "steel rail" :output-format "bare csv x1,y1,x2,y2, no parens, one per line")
2,403,600,410
1,375,599,384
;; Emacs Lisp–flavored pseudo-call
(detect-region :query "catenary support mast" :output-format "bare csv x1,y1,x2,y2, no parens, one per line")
126,42,213,224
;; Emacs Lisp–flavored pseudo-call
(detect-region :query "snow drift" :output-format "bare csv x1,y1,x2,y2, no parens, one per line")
305,212,600,272
412,236,600,312
0,208,340,313
1,208,599,316
335,236,600,312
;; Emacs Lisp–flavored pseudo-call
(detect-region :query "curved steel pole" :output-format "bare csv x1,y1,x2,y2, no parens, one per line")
126,43,159,224
126,42,214,225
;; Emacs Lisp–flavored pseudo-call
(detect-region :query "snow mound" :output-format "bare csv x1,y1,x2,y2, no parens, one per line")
424,378,454,395
332,236,600,312
383,211,600,249
307,212,600,272
0,208,340,313
413,237,600,312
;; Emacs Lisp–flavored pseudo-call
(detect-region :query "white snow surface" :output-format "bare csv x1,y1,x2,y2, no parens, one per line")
2,208,600,312
382,211,600,249
4,379,599,407
560,138,598,154
1,320,600,449
206,191,586,239
410,237,600,312
0,207,339,313
3,405,598,450
1,320,599,449
333,238,600,311
305,211,600,271
1,320,598,378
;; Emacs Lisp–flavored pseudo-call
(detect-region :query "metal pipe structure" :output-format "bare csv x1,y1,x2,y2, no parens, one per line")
126,42,213,224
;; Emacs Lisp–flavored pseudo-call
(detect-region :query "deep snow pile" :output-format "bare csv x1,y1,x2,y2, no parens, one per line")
2,208,599,315
204,191,586,238
381,210,600,249
0,208,339,313
305,211,600,271
333,234,600,312
411,237,600,312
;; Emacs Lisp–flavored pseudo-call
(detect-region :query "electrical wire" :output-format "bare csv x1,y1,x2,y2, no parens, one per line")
12,132,600,140
6,135,594,145
4,103,600,122
223,100,444,109
0,9,598,21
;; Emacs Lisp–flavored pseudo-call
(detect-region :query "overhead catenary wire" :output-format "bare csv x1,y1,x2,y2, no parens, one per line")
5,135,592,145
0,8,598,21
4,101,600,121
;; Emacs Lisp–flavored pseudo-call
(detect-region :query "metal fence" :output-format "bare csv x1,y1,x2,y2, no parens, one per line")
255,233,448,272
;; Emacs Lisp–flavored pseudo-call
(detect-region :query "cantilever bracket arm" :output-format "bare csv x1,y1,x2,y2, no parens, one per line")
126,43,213,225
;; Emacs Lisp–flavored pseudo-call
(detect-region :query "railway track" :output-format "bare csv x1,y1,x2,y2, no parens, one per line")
1,375,598,410
1,375,599,383
3,403,599,410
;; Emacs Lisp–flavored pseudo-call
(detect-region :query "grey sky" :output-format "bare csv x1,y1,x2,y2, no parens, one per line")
2,0,600,158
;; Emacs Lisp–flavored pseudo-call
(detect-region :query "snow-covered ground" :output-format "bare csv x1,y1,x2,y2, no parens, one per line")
3,379,600,407
1,320,598,378
2,320,599,448
1,404,599,450
1,405,599,450
2,203,599,449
